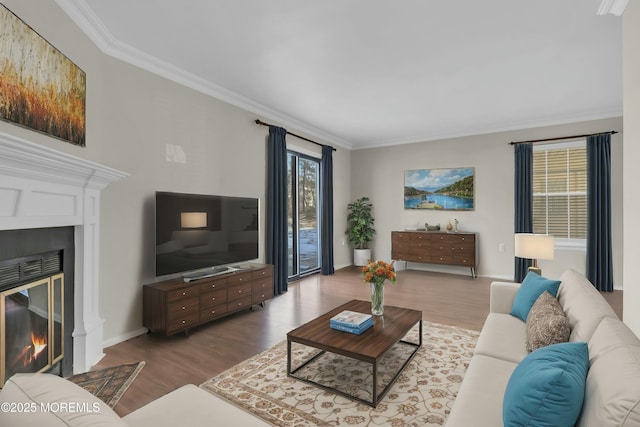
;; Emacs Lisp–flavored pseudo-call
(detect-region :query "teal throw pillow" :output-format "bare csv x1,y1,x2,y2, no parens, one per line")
503,342,588,427
510,272,561,321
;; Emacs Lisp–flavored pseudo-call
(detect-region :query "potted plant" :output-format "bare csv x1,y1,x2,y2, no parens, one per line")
345,197,376,266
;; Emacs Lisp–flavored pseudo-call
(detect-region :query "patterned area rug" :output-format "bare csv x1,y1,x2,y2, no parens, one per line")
200,322,478,426
67,362,145,408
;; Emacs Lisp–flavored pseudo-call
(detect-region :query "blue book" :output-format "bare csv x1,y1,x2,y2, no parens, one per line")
330,320,373,335
330,316,373,330
330,310,372,328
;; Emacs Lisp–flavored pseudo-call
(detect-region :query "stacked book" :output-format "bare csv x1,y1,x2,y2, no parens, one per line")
330,310,373,335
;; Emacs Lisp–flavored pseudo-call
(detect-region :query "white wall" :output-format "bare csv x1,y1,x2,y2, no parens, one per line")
0,0,352,345
623,2,640,335
351,117,623,283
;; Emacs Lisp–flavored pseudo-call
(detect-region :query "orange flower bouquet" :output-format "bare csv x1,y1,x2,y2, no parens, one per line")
362,260,396,315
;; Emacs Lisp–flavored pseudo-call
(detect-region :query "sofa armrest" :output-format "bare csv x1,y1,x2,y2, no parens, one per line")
490,281,521,314
123,384,270,427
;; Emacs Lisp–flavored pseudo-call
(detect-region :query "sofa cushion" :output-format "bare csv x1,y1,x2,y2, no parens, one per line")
474,313,528,364
577,318,640,427
510,272,561,322
0,373,126,427
445,355,518,427
503,342,589,427
525,291,570,352
557,268,618,342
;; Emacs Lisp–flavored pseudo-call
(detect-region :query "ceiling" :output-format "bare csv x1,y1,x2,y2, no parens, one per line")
57,0,623,150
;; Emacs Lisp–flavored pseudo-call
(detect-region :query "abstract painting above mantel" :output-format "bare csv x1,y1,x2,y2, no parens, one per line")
404,167,475,210
0,4,86,146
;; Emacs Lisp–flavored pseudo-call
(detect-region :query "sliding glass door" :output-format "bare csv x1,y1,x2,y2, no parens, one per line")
288,152,321,279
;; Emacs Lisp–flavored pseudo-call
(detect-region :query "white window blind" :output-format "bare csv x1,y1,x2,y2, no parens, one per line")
532,141,587,240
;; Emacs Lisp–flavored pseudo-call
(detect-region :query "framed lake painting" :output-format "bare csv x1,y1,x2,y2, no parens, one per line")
404,167,475,210
0,4,86,146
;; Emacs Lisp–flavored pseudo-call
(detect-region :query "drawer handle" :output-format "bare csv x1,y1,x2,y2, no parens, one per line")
440,257,444,260
182,292,186,296
239,278,243,282
211,310,215,314
182,306,186,310
237,302,242,306
262,272,265,275
211,284,216,288
212,297,216,301
182,320,186,324
238,290,242,293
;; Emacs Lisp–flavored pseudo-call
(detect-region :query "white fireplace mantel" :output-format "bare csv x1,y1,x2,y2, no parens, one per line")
0,131,128,373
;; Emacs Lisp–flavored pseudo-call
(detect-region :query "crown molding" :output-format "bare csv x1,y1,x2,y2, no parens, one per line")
597,0,629,16
54,0,353,150
351,109,623,150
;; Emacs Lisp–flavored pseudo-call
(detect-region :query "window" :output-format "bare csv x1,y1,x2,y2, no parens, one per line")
532,141,587,243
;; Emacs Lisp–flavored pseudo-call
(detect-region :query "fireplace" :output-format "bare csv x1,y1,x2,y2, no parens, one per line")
0,131,127,379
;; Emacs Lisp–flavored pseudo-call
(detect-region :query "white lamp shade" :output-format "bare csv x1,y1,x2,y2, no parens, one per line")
514,234,554,260
181,212,207,228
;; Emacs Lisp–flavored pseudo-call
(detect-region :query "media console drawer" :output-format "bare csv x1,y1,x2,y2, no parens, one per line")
143,263,274,336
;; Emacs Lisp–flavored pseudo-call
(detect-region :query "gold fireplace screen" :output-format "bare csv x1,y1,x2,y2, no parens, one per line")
0,273,64,386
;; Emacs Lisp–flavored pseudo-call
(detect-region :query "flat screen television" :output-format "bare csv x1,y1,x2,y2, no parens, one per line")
155,191,259,278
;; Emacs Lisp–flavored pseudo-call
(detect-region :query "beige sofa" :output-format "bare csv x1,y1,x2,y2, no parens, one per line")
446,268,640,426
0,372,269,427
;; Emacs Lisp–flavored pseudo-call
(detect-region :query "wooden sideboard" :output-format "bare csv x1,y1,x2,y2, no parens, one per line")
391,231,478,278
143,264,273,336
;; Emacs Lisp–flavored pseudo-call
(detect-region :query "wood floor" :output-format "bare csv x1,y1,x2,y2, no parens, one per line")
97,267,623,416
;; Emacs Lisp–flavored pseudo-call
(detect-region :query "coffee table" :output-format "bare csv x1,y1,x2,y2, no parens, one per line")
286,299,422,407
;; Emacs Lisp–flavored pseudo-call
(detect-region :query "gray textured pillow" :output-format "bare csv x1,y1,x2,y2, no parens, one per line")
526,291,570,352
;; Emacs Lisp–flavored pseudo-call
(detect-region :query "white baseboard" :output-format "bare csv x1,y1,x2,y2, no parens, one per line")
102,327,148,349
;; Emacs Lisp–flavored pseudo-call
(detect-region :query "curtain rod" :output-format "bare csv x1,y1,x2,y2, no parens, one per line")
509,130,618,145
255,119,336,151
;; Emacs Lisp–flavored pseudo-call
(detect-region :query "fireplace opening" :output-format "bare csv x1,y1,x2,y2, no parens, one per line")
0,226,73,387
1,252,64,385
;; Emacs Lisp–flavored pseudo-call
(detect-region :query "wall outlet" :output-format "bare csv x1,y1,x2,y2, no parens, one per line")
499,243,505,253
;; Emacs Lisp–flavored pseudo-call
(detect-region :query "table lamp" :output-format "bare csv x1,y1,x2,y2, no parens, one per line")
514,233,554,276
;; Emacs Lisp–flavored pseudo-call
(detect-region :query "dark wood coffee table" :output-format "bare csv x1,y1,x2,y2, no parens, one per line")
286,299,422,407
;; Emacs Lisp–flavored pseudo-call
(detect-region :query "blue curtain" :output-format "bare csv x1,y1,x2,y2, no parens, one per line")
321,145,335,275
587,134,613,292
514,143,533,282
266,126,288,295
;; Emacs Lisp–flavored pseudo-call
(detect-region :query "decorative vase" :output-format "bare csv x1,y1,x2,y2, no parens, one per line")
371,280,385,316
446,221,453,231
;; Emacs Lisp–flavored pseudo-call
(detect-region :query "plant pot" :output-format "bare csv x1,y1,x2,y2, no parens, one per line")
353,249,371,267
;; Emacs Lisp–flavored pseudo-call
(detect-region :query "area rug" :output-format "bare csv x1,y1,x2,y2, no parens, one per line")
67,361,145,408
200,322,478,426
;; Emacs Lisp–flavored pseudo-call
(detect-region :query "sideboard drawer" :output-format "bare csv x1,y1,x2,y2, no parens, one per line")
200,287,228,309
167,286,199,302
167,297,199,317
229,294,252,310
167,312,200,335
228,282,252,302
